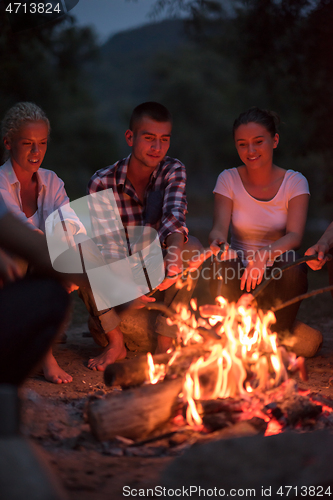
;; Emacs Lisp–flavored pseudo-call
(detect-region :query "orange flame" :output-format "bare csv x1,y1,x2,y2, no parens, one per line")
147,352,166,385
148,294,301,430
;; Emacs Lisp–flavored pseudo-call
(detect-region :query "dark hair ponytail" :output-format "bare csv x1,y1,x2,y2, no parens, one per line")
233,107,280,138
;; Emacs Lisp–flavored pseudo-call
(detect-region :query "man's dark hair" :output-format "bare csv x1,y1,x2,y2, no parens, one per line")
129,102,172,131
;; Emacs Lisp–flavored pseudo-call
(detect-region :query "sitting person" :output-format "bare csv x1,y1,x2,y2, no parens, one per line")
305,222,333,302
79,101,202,371
0,197,70,385
209,107,310,333
305,222,333,270
0,101,85,383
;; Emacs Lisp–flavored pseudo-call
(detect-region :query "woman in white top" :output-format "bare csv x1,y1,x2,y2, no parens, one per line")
0,102,82,384
209,107,310,332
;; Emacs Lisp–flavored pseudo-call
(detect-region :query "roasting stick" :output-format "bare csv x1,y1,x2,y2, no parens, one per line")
252,253,331,299
146,247,214,297
271,284,333,313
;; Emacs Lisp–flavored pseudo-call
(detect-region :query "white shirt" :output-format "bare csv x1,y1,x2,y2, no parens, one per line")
0,195,7,220
0,159,85,235
213,168,310,262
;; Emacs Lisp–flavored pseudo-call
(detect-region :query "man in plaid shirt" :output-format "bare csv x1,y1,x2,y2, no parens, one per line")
79,102,202,371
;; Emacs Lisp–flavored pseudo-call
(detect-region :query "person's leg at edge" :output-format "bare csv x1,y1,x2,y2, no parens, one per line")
34,279,73,383
78,285,126,371
0,277,71,385
326,249,333,301
155,236,204,353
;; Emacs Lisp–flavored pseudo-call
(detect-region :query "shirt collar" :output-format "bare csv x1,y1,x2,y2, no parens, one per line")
2,159,19,185
3,158,46,190
117,154,163,188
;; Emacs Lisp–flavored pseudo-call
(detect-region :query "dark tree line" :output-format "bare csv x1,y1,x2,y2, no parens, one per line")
150,0,333,209
0,5,117,198
1,0,332,209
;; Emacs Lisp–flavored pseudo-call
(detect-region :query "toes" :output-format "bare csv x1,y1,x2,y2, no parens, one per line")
48,373,73,384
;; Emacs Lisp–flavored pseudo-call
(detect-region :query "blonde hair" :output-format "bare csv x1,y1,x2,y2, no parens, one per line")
2,102,50,161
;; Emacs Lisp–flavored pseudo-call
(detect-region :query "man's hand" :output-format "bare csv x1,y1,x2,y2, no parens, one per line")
63,281,80,293
132,294,156,309
305,243,330,270
0,249,25,288
157,246,182,291
157,272,182,291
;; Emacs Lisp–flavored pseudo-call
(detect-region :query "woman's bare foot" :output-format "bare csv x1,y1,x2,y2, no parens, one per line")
88,326,127,371
42,349,73,384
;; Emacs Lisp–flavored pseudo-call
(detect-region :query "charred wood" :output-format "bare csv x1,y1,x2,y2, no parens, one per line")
104,344,214,389
202,412,232,432
88,377,183,441
104,353,171,388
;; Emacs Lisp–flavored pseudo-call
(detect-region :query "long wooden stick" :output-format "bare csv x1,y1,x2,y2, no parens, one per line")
271,284,333,312
252,254,325,298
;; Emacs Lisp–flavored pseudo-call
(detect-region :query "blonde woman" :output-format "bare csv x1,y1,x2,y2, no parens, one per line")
0,102,84,383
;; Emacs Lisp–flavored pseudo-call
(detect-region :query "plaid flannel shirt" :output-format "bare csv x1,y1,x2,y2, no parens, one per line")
87,155,188,260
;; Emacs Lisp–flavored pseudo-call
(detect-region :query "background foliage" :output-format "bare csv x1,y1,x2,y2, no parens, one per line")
1,0,332,220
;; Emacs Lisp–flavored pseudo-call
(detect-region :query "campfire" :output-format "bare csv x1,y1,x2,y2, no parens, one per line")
145,295,306,427
87,292,333,448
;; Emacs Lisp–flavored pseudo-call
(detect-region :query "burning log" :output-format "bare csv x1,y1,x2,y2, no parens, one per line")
104,353,171,388
196,398,245,415
201,412,233,432
280,394,322,425
104,344,215,389
88,377,183,441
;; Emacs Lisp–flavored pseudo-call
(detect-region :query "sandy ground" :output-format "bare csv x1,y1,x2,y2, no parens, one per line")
17,264,333,499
